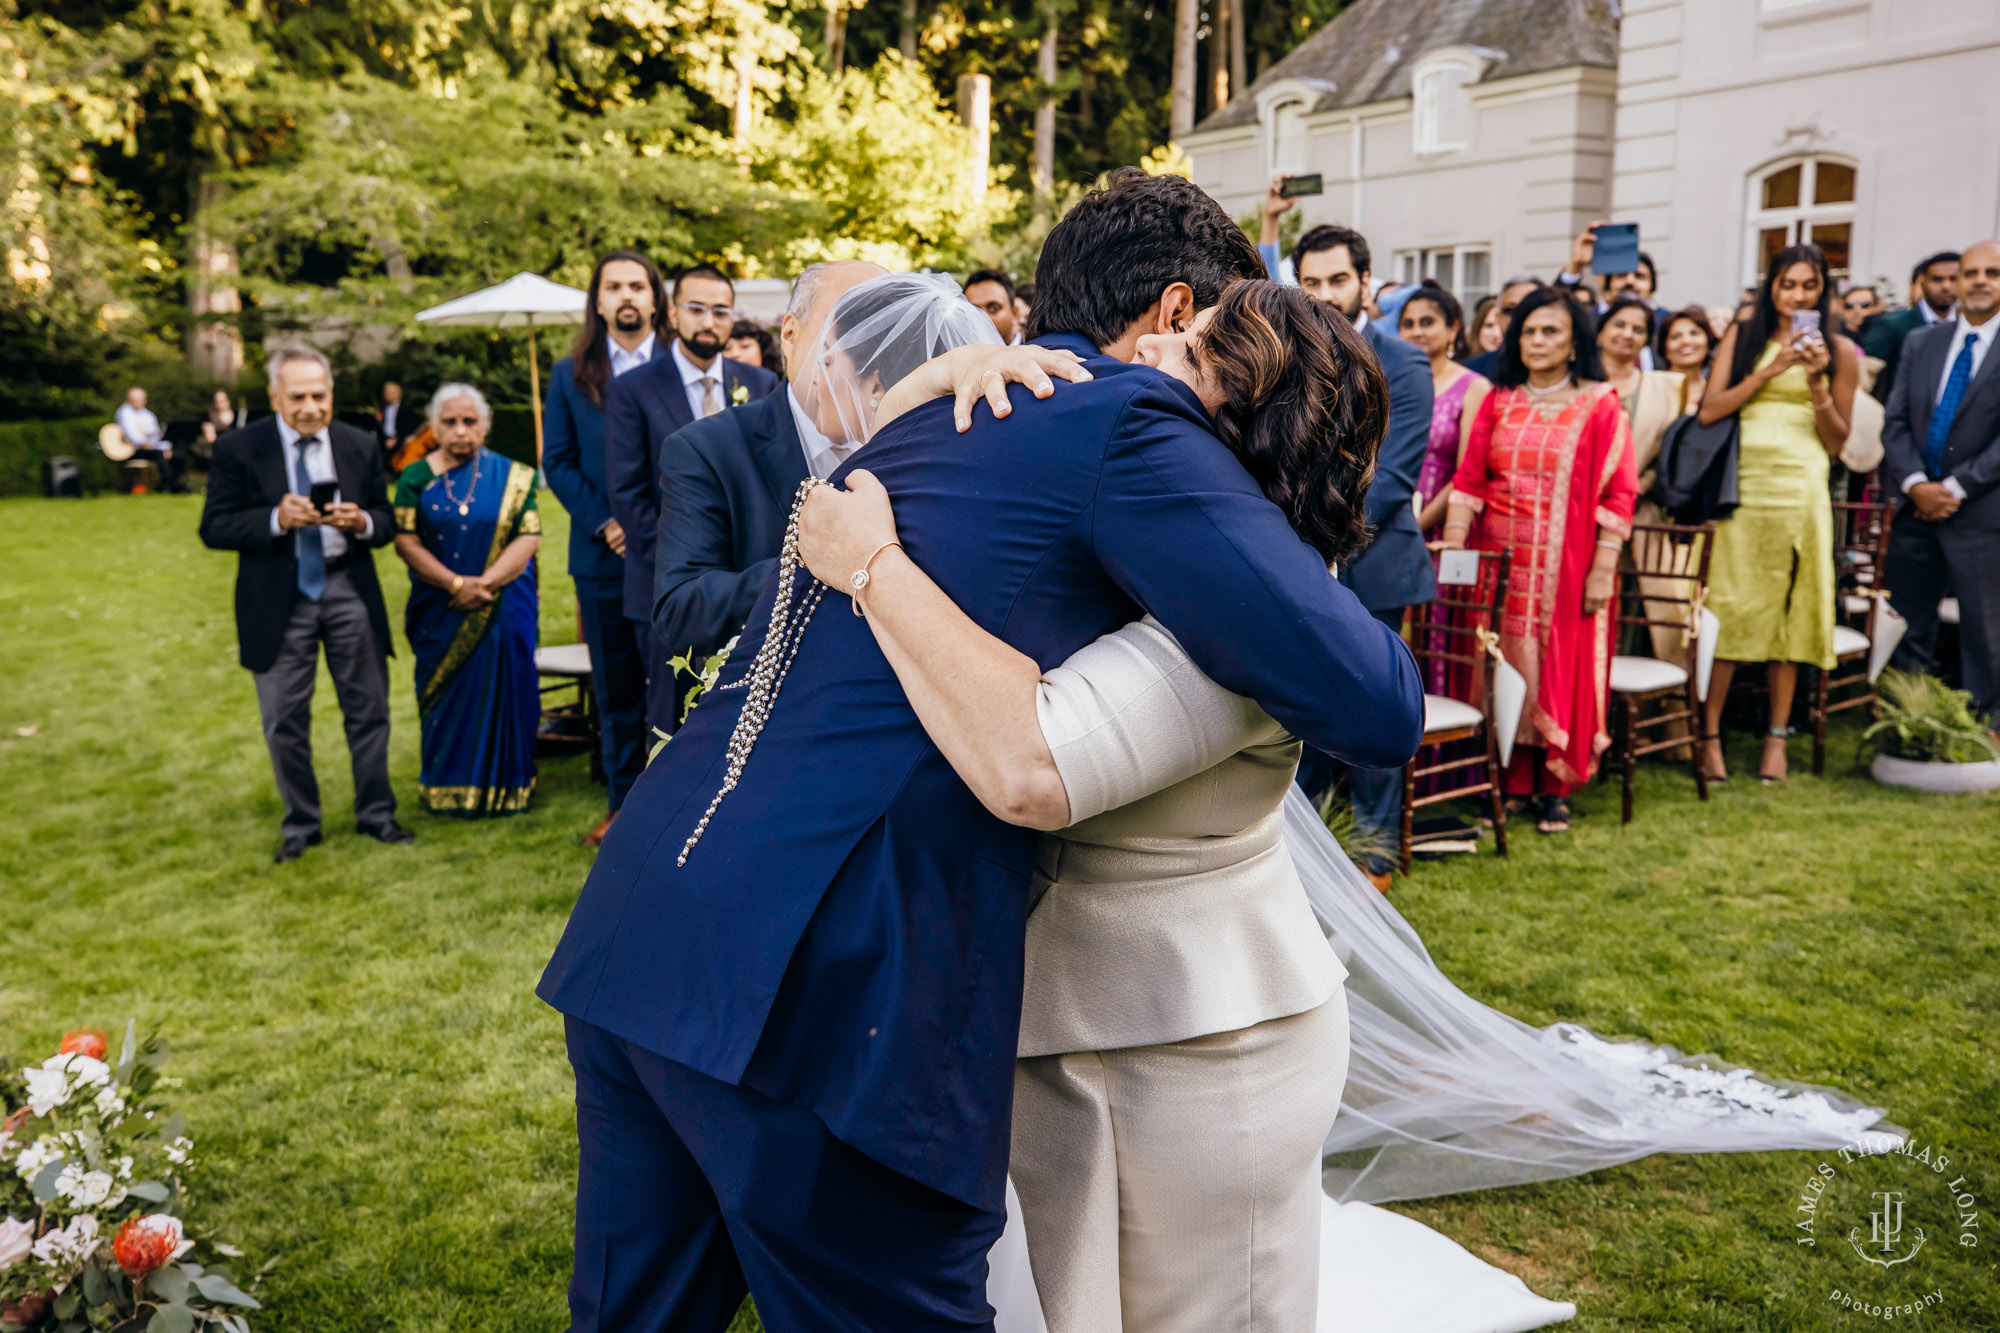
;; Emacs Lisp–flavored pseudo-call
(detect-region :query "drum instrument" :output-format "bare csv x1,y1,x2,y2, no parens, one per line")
98,422,137,461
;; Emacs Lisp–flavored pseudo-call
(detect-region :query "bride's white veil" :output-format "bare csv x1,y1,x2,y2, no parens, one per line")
796,272,1002,446
1281,788,1901,1204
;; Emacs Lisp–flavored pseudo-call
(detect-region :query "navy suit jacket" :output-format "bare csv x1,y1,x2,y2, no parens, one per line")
1882,320,2000,530
540,334,1423,1211
606,349,779,619
541,355,625,586
651,389,810,668
1341,319,1438,613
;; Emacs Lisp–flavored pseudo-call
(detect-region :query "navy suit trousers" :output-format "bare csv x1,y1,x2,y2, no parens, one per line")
565,1016,1002,1333
574,575,649,811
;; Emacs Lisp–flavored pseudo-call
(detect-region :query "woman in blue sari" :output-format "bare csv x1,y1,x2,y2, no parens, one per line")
392,383,542,816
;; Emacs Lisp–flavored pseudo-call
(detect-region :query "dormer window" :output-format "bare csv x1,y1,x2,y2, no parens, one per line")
1411,48,1490,156
1270,98,1308,176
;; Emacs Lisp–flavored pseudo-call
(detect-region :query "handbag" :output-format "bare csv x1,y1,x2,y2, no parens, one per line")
1650,410,1740,526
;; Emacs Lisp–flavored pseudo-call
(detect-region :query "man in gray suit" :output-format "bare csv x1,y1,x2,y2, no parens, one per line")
1882,240,2000,729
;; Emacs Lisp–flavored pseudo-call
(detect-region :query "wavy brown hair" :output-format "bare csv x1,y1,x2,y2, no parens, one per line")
1198,279,1388,565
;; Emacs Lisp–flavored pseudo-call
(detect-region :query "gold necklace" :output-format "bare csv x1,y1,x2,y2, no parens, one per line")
679,477,831,866
440,451,480,516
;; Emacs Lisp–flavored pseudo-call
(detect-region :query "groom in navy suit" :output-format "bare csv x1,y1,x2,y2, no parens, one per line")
605,262,778,732
540,171,1424,1331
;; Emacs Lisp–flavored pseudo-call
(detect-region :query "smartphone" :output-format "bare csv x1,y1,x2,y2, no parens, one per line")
1790,310,1822,341
309,480,340,513
1278,173,1324,199
1589,222,1641,276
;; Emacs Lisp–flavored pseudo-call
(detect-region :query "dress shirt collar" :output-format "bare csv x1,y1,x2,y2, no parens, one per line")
1939,311,1995,397
608,332,657,379
787,384,853,480
1920,301,1955,326
276,417,325,451
1352,310,1369,333
670,338,720,388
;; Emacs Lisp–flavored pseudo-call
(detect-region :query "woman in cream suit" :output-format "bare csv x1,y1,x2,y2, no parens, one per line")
797,279,1391,1332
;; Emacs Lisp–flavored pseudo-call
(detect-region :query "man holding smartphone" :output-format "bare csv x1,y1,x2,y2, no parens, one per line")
200,345,409,863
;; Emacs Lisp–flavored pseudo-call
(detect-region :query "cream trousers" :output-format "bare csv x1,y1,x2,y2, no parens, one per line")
1010,992,1350,1333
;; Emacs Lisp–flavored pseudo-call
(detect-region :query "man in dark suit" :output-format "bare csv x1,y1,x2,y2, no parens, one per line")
199,346,412,862
540,170,1422,1331
604,263,779,732
1882,239,2000,727
544,250,671,846
651,260,884,700
375,381,407,458
1257,205,1434,889
1867,251,1960,404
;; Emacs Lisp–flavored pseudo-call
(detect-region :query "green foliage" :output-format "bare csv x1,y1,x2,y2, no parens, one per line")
1863,669,2000,764
0,419,121,497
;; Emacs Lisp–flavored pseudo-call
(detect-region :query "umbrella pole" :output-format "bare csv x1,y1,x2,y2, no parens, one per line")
527,318,546,464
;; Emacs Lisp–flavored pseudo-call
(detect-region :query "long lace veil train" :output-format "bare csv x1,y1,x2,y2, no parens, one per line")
1280,788,1901,1204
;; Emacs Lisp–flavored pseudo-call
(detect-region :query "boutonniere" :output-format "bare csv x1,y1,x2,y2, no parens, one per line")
730,383,750,406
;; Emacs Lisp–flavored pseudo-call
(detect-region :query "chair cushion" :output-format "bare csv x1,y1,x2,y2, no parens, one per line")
1833,624,1870,658
1423,693,1484,735
1940,597,1960,626
1610,655,1688,694
535,642,594,677
1842,593,1871,617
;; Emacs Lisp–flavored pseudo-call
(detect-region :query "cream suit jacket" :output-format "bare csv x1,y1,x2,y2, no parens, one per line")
1020,616,1346,1058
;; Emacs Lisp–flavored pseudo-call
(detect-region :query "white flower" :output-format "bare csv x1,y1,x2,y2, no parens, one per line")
0,1217,33,1269
55,1164,116,1208
125,1214,193,1262
22,1066,71,1117
93,1085,127,1119
114,1156,133,1180
30,1213,98,1266
41,1053,110,1089
163,1136,193,1166
13,1138,62,1182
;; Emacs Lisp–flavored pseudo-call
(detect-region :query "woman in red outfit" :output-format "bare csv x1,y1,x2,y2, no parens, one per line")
1439,286,1638,834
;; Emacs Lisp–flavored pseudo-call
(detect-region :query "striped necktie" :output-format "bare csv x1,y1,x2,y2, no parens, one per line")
701,374,723,419
293,441,326,601
1925,331,1979,479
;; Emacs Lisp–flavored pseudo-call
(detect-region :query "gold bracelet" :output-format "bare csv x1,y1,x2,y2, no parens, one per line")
848,541,903,617
1596,538,1622,550
450,575,464,594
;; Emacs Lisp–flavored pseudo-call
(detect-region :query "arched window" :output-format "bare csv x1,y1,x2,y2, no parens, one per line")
1411,48,1485,155
1746,156,1858,282
1269,98,1308,177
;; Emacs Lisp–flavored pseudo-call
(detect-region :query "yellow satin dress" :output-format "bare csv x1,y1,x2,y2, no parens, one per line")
1707,342,1836,669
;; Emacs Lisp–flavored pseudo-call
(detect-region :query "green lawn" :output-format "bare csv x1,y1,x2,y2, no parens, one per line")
0,494,1995,1331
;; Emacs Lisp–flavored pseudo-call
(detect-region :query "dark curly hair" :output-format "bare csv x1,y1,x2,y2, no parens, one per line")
1198,280,1388,565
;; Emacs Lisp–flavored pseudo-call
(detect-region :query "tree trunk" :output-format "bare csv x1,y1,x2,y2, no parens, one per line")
732,46,756,144
1170,0,1199,140
900,0,919,60
1207,0,1229,115
1229,0,1246,107
824,0,847,77
186,170,243,383
1034,1,1058,211
957,73,991,211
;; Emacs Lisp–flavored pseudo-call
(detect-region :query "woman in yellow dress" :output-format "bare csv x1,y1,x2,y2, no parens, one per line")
1695,245,1859,784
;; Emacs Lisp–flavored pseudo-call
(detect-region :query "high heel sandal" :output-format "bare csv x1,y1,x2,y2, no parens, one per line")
1759,727,1789,786
1698,732,1729,785
1537,796,1572,835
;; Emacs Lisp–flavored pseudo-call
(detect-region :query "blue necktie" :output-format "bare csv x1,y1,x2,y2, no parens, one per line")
293,441,326,602
1925,331,1979,480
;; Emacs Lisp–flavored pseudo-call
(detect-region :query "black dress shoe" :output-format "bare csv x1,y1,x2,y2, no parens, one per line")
275,831,323,864
361,820,416,845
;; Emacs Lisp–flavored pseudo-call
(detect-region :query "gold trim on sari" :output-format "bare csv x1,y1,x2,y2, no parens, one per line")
419,779,537,815
419,458,537,715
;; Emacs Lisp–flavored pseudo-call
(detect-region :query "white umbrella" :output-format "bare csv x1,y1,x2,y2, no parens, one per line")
417,272,588,460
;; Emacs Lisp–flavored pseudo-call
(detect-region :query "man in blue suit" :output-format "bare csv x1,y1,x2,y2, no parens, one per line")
1882,239,2000,728
542,251,672,845
605,263,779,735
1258,206,1435,889
539,170,1423,1331
651,261,885,713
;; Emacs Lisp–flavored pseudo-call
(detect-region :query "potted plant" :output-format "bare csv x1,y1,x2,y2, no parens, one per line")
1863,670,2000,793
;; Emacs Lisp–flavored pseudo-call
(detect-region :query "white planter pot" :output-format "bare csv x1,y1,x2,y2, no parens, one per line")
1870,754,2000,793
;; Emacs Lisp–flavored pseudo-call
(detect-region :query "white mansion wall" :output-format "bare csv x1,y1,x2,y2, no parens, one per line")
1186,67,1617,302
1615,0,2000,305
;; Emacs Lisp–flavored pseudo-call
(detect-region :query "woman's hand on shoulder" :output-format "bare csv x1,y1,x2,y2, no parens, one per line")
797,469,899,591
942,344,1091,432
